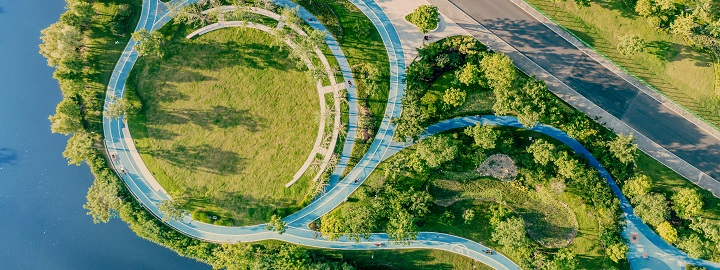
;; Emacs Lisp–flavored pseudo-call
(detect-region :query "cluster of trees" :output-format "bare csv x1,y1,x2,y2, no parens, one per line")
394,36,646,268
405,5,440,34
623,174,720,261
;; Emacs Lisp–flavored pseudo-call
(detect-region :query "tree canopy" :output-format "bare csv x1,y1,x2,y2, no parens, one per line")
405,5,440,34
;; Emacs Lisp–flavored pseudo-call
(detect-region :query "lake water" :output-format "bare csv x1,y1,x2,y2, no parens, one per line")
0,1,208,268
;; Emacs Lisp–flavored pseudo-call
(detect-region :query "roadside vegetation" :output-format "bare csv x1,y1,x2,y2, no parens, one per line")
320,36,630,269
526,0,720,126
405,5,440,34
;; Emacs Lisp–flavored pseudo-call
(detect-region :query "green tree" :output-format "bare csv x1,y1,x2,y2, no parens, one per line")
671,13,697,37
387,210,417,245
62,132,94,166
266,214,287,234
527,139,556,166
415,135,459,168
464,123,500,149
132,28,164,58
281,6,301,27
678,233,708,259
657,221,679,243
672,188,703,219
547,248,579,270
462,209,476,224
622,174,652,201
606,241,628,263
49,97,83,135
442,87,466,108
39,22,83,68
83,172,122,224
617,35,646,56
607,133,637,165
554,152,582,181
393,105,427,142
635,0,657,17
158,199,186,222
104,95,127,119
635,193,669,226
405,5,440,34
492,216,528,247
319,212,344,241
456,62,483,87
480,53,517,90
173,4,206,27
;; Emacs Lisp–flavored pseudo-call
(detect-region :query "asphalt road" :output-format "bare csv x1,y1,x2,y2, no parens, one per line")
448,0,720,181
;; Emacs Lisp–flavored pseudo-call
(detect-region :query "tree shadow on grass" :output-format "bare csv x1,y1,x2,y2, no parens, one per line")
153,105,266,132
185,190,301,225
164,39,292,75
149,144,245,175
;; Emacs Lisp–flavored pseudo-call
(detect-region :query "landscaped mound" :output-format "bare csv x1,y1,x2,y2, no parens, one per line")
129,27,318,225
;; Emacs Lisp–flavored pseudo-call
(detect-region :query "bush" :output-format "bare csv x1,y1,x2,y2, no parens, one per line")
405,5,440,34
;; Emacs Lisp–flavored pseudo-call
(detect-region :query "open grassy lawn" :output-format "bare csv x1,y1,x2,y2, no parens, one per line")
129,26,319,225
524,0,720,126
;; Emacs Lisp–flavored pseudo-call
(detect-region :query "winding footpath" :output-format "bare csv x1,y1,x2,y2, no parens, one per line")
101,0,717,269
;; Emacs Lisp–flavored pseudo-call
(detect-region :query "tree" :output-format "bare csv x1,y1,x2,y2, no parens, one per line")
607,133,637,165
49,97,83,135
657,221,679,243
622,174,652,201
393,107,427,142
343,206,377,242
104,95,127,119
547,248,579,270
671,13,697,37
66,1,95,26
83,171,122,224
39,22,83,68
462,209,476,224
280,6,301,27
266,214,287,234
678,233,708,259
415,135,458,168
464,123,500,149
708,20,720,38
672,188,703,219
606,241,628,263
386,210,417,245
527,139,556,166
63,132,94,166
173,4,206,27
442,87,466,108
492,216,528,247
617,35,646,56
405,5,440,34
554,152,582,181
319,212,344,241
132,28,164,58
456,62,483,87
635,0,657,18
480,53,517,90
158,199,186,222
634,193,669,226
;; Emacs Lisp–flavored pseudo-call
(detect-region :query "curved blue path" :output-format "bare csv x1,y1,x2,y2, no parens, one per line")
403,116,720,270
102,0,518,269
100,0,717,269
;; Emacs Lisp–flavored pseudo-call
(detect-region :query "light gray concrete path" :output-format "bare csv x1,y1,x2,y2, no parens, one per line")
429,0,720,199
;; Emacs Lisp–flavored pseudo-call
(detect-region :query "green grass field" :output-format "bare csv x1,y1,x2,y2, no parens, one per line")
128,26,320,225
524,0,719,126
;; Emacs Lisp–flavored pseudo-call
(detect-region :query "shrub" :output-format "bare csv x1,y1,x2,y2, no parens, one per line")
405,5,439,34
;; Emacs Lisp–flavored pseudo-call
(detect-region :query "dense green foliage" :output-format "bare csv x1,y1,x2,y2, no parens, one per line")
404,5,440,34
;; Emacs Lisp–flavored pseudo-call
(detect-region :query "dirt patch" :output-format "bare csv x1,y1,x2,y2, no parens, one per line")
476,154,517,181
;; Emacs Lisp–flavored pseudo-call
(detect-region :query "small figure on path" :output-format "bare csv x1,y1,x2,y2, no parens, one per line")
375,243,381,247
347,80,352,86
120,167,126,174
111,154,117,162
354,179,358,184
423,35,429,41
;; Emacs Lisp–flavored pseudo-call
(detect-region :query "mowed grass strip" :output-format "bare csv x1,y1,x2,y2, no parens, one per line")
130,27,319,225
524,0,719,125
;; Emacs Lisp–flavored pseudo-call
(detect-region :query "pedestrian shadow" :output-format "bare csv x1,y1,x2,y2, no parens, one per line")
0,148,18,166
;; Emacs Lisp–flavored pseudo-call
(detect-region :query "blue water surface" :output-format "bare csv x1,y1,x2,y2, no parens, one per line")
0,1,208,269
